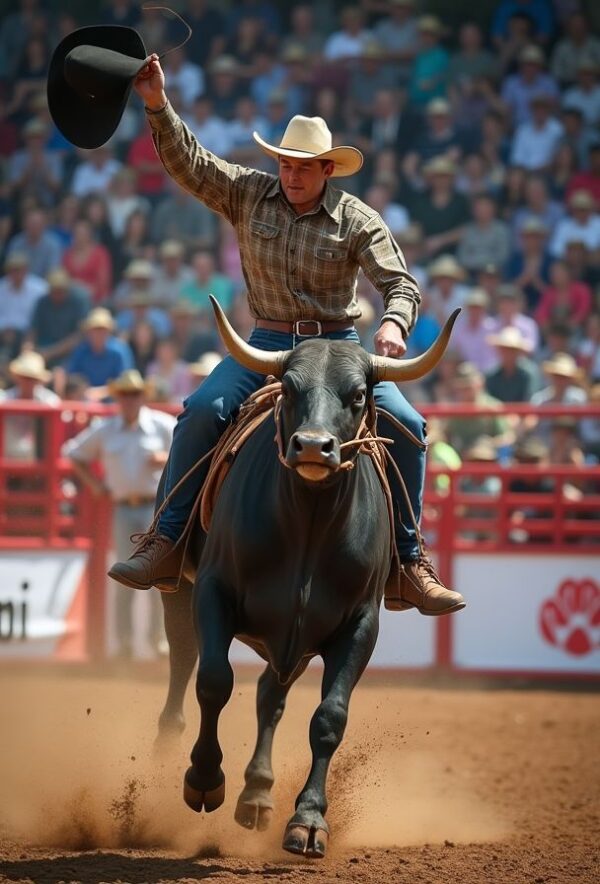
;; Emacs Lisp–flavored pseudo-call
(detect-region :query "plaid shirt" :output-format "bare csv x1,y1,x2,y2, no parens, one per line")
147,103,420,335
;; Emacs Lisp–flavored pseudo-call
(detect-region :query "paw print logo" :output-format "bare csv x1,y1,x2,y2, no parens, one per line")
539,579,600,657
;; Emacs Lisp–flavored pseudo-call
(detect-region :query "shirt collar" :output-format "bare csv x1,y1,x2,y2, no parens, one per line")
265,178,342,222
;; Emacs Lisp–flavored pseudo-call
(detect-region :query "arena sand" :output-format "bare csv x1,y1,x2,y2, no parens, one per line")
0,665,598,883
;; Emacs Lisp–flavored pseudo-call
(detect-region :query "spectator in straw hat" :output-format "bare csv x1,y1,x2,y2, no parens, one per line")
408,156,470,258
1,351,60,463
426,254,470,325
549,189,600,258
526,351,588,445
116,290,171,339
532,352,587,406
26,268,89,368
485,326,540,402
152,240,194,304
500,44,559,126
507,217,551,312
113,257,156,308
409,15,448,106
488,283,540,353
457,193,511,275
3,351,59,404
451,288,498,374
63,368,175,659
447,362,512,455
510,93,564,172
188,350,223,384
67,308,134,393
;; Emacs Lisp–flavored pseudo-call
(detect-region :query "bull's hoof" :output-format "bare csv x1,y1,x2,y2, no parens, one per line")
282,824,329,859
183,767,225,813
234,798,273,831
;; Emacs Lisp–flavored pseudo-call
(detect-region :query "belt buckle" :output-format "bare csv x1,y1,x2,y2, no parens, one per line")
294,319,323,337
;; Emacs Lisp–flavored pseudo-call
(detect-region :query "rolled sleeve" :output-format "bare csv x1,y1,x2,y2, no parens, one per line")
354,215,421,337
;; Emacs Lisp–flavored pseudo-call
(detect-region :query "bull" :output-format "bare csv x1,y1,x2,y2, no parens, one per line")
156,297,458,858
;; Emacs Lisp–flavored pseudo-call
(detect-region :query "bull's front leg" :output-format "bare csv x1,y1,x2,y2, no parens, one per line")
155,581,198,752
283,605,379,859
235,659,309,832
183,577,234,813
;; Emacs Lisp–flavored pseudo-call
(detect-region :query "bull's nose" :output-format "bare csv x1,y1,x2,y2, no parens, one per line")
288,431,340,467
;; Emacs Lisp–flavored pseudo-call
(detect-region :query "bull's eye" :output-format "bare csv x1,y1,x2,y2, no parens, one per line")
353,390,366,406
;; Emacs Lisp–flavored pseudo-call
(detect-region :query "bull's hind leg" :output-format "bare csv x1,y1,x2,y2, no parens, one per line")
283,606,379,859
235,660,309,832
155,582,198,753
184,578,234,813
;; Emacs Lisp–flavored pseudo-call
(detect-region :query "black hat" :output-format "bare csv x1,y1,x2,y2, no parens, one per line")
47,26,147,150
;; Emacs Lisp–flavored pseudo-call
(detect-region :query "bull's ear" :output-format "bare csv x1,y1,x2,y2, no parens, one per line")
371,309,461,382
209,295,291,378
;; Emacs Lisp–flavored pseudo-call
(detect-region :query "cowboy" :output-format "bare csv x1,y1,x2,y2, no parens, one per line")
109,53,465,616
63,369,176,659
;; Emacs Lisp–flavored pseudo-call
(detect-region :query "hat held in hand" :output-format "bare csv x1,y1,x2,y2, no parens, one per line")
47,25,147,149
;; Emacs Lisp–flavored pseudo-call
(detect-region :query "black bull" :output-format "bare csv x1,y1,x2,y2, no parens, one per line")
154,298,459,858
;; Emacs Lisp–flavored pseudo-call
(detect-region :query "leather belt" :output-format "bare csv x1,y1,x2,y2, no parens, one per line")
255,318,354,336
116,496,155,507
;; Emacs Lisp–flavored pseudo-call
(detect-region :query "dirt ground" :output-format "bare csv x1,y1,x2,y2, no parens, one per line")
0,664,598,884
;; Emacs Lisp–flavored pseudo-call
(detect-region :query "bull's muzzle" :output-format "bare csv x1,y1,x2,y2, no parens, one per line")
286,431,341,482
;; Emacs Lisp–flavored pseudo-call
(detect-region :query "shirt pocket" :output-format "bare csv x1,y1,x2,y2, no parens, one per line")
314,245,348,262
250,220,280,240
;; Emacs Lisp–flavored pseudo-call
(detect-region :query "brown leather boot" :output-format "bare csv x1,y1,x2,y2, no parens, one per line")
389,553,465,616
384,557,413,612
108,533,182,593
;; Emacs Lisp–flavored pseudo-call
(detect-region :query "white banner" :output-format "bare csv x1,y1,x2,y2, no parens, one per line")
0,551,87,659
452,554,600,674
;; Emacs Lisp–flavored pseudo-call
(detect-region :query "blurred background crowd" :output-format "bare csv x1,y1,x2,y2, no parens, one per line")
0,0,599,472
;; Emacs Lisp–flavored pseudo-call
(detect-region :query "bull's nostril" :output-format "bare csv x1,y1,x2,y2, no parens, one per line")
322,438,334,454
292,435,303,452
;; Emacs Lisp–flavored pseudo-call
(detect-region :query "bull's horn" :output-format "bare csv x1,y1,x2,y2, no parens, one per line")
209,295,290,377
371,309,461,383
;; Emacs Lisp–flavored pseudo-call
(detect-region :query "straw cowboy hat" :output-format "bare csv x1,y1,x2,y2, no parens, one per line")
189,351,223,377
542,352,583,380
253,115,363,177
108,369,152,397
9,351,52,383
82,307,115,331
486,326,532,352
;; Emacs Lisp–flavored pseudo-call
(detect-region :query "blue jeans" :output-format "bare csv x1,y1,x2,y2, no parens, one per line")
158,328,426,560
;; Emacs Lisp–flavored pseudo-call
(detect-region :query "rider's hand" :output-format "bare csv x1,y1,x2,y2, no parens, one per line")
133,54,167,110
374,320,407,358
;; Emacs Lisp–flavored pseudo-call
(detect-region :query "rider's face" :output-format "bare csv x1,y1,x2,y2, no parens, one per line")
278,157,334,214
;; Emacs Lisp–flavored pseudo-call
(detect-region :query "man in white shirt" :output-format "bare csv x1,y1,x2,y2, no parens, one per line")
70,144,122,199
0,351,59,462
63,370,176,659
0,253,48,362
324,6,372,61
510,93,564,170
550,190,600,258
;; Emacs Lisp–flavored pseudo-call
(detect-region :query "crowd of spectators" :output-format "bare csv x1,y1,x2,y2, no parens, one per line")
0,0,599,478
